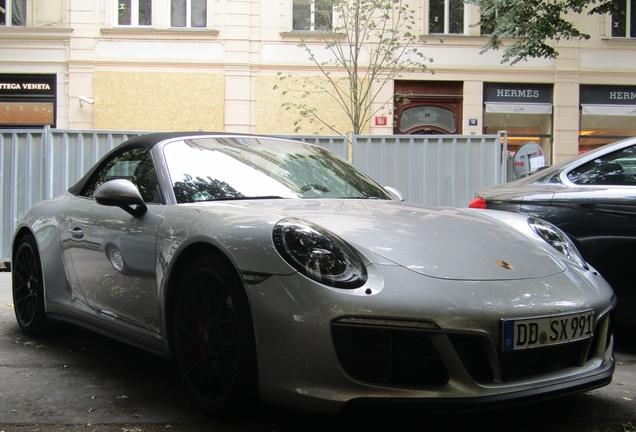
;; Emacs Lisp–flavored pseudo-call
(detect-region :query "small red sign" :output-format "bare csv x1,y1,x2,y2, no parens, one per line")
375,116,387,126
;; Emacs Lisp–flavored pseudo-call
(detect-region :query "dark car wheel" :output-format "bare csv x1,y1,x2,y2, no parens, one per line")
172,255,258,416
12,235,48,336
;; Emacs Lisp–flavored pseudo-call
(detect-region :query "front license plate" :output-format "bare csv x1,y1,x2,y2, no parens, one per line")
502,311,594,352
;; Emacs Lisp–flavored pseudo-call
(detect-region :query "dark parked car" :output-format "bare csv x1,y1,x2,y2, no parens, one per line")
470,137,636,324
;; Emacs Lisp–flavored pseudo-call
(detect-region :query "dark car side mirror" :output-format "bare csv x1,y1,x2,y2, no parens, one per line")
94,179,148,216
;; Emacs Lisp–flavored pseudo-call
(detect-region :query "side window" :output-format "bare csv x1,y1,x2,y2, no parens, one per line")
81,147,160,203
429,0,464,34
292,0,333,31
117,0,152,26
567,145,636,185
171,0,207,28
1,0,26,26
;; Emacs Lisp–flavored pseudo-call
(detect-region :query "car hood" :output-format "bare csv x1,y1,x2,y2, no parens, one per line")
234,199,565,281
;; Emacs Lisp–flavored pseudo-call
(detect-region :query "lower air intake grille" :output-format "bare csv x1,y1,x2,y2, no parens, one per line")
331,324,449,386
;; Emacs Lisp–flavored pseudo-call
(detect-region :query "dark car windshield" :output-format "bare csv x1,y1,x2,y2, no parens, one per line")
163,137,394,203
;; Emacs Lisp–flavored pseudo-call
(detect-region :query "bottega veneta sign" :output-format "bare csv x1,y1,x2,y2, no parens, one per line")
0,73,56,97
0,83,52,90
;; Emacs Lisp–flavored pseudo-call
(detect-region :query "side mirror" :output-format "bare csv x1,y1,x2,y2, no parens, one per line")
384,186,405,201
94,179,148,216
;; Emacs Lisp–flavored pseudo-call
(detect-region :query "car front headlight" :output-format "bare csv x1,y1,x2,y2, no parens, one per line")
273,218,368,288
528,217,588,270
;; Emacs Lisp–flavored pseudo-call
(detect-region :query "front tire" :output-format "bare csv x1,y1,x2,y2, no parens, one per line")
12,235,48,335
172,255,258,416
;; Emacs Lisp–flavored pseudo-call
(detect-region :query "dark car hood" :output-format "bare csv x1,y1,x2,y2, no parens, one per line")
234,199,564,281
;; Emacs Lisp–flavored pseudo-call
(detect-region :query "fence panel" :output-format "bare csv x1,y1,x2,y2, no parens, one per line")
352,134,506,207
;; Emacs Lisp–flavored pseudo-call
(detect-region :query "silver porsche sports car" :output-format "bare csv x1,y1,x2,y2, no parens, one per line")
12,132,615,415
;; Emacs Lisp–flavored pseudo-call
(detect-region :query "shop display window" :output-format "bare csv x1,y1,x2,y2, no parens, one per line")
484,111,552,157
0,102,54,126
579,85,636,152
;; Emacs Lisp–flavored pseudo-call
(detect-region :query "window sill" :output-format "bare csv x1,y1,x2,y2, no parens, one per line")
0,26,72,40
601,37,636,42
419,34,495,46
100,27,219,39
280,30,346,40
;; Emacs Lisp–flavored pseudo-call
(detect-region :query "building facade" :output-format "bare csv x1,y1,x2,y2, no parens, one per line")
1,0,636,163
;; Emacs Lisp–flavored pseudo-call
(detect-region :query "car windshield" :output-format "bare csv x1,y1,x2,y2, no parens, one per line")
163,137,394,203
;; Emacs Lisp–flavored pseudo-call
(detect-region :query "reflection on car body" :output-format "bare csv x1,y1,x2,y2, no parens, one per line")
11,132,615,417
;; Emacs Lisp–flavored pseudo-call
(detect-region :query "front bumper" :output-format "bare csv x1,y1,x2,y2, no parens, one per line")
245,264,615,414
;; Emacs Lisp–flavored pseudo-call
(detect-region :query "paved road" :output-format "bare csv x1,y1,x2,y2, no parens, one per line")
0,270,634,432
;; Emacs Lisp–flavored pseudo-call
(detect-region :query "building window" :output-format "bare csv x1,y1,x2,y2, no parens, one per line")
117,0,152,26
612,0,635,38
171,0,206,28
0,0,26,26
292,0,333,31
429,0,464,34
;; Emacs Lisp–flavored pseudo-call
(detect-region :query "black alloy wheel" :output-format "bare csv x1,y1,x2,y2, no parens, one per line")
172,255,258,416
12,235,48,335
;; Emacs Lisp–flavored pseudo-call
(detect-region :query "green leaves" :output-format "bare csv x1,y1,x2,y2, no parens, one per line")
470,0,614,64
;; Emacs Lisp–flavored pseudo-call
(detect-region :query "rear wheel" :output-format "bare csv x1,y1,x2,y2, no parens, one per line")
172,255,258,416
12,235,48,335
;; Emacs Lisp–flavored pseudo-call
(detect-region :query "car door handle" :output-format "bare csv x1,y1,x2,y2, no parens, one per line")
70,227,84,240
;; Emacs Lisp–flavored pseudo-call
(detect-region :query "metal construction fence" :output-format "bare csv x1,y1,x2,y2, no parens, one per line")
0,127,507,262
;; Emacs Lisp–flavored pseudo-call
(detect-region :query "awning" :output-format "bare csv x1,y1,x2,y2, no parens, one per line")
581,104,636,116
485,102,553,114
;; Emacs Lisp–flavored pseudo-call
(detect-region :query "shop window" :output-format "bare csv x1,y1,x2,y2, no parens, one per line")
0,0,26,26
292,0,333,31
117,0,152,26
0,102,54,126
484,109,552,156
611,0,636,38
579,109,636,151
483,83,553,157
579,85,636,151
171,0,206,28
429,0,464,34
0,74,56,128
